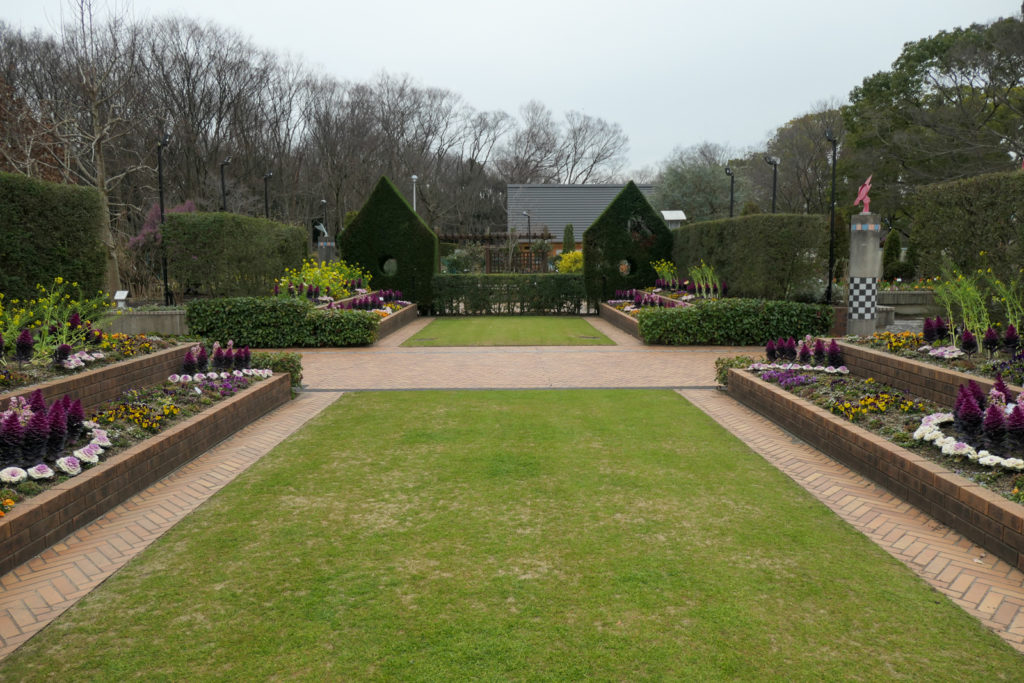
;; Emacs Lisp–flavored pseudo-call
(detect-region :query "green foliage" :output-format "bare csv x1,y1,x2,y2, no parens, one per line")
338,176,439,310
562,224,576,253
0,277,112,361
163,212,306,297
276,258,370,298
882,230,908,280
650,259,677,281
441,243,486,274
637,299,833,345
714,355,756,386
672,214,831,301
186,297,378,347
0,172,105,302
651,143,735,222
250,350,303,389
582,182,673,307
432,274,585,315
556,251,583,274
910,171,1024,284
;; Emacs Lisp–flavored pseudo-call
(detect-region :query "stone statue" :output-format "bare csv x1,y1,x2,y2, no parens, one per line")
855,175,873,213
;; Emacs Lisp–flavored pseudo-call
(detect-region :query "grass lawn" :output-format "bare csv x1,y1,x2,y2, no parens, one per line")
402,316,614,346
2,390,1020,680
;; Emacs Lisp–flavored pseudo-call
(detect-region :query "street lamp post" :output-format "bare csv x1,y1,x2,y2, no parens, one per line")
263,171,273,219
320,199,327,235
764,156,780,213
411,174,418,211
219,156,231,211
157,133,172,306
724,166,735,218
522,210,531,239
825,130,839,305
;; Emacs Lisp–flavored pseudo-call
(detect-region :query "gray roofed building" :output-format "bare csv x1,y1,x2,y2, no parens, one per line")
507,184,656,246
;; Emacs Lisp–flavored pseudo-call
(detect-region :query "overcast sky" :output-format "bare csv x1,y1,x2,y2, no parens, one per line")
4,0,1020,172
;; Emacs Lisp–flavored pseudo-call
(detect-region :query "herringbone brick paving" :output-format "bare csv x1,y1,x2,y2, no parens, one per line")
0,315,1022,661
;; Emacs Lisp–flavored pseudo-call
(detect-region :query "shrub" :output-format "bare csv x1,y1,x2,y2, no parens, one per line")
0,172,106,302
714,355,755,386
275,258,370,299
637,299,833,345
671,214,830,301
250,350,303,390
186,297,379,347
163,212,306,297
556,251,583,274
432,274,585,315
338,176,438,310
582,181,673,307
562,224,576,253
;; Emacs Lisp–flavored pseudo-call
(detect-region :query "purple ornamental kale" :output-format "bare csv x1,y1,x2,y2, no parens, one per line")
47,401,67,457
983,327,1000,356
765,340,777,362
982,403,1006,442
20,408,50,465
66,399,85,440
15,328,34,362
28,389,47,414
1005,324,1020,353
0,412,23,467
922,317,936,344
813,338,826,364
827,339,843,367
182,350,197,374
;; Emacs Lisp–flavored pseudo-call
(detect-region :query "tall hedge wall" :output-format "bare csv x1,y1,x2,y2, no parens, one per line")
910,171,1024,282
432,274,585,315
671,214,830,301
0,172,105,300
338,176,438,310
582,181,672,306
162,212,306,298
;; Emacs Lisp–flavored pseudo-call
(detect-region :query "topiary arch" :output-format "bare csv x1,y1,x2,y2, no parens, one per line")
582,181,672,305
338,176,439,310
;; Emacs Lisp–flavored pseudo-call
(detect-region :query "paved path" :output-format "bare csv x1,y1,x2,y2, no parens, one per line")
1,315,1022,661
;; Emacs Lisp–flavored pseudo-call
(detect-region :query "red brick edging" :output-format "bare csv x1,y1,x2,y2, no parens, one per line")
376,304,418,340
727,368,1024,571
0,346,187,416
598,303,642,340
0,373,291,576
837,341,1023,409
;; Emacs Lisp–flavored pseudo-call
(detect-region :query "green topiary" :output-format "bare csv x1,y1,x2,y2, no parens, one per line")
562,224,576,253
338,177,439,311
582,181,672,307
882,229,903,280
637,298,833,345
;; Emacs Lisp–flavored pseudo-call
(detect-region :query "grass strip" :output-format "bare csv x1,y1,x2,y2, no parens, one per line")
2,390,1019,680
402,316,614,346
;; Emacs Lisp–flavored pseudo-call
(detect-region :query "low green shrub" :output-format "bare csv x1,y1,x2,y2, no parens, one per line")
186,297,378,347
714,355,756,386
638,299,833,345
250,350,303,390
433,274,585,315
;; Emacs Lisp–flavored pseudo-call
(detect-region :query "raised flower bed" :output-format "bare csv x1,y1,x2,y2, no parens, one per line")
0,372,290,576
727,367,1024,571
598,302,641,340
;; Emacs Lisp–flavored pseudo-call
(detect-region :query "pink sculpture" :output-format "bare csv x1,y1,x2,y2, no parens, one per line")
855,175,873,213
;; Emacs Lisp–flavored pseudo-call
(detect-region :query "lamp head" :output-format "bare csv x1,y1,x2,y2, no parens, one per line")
222,155,232,166
264,171,273,179
320,199,327,206
825,129,837,144
158,132,170,147
724,166,733,176
764,156,780,167
411,174,418,182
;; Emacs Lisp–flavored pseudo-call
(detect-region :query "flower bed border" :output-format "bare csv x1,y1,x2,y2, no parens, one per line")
376,303,418,340
598,303,642,340
727,368,1024,571
0,373,290,577
836,341,1023,409
1,345,186,416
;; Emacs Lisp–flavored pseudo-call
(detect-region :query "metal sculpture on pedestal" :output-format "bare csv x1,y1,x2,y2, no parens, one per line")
847,175,882,336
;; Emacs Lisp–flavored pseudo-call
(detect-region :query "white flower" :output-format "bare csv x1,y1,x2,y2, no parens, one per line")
91,351,104,359
90,429,112,447
193,373,206,381
27,464,54,480
180,374,192,383
242,368,254,376
55,456,82,476
220,372,230,379
168,374,180,383
82,420,100,430
1001,458,1024,471
73,446,101,465
232,370,243,378
0,467,27,484
63,358,85,369
978,454,1004,467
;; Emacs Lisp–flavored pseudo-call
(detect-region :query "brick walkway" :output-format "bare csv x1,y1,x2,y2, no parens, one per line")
1,316,1022,660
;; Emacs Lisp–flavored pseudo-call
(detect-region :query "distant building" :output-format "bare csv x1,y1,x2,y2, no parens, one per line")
506,183,657,249
660,210,687,230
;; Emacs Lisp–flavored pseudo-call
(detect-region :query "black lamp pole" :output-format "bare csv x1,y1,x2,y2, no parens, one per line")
725,166,735,218
219,156,231,211
765,156,779,213
522,211,531,239
263,171,273,219
321,199,327,233
825,130,839,305
157,133,172,306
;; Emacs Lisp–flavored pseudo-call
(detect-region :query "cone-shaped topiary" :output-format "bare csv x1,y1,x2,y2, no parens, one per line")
798,342,811,364
581,181,672,306
813,338,826,364
922,317,936,344
765,340,777,362
0,412,23,468
827,339,843,367
982,403,1006,443
960,329,977,356
339,176,439,310
1005,324,1020,354
983,327,1000,356
15,328,34,362
21,408,49,465
47,402,67,458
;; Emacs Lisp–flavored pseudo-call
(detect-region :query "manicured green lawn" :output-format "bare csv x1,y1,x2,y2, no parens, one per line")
2,390,1019,680
402,316,614,346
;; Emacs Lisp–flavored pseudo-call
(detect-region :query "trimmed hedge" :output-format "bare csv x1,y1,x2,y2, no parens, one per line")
0,172,105,301
671,214,830,301
583,182,672,307
432,274,585,315
910,171,1024,283
163,212,306,298
251,350,304,390
637,298,833,345
339,176,439,311
186,297,378,348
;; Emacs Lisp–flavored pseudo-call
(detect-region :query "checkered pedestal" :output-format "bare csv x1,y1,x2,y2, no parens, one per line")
848,276,877,320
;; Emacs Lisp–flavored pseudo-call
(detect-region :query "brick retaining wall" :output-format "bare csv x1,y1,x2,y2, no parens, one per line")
0,373,291,576
598,303,641,340
727,368,1024,571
